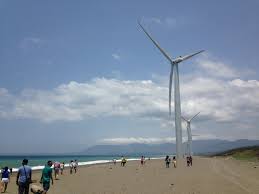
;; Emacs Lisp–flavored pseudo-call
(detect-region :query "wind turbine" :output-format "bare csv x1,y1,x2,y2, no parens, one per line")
138,21,204,158
182,112,200,156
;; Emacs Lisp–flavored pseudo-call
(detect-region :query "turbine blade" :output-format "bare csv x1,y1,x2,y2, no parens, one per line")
138,21,174,64
190,112,200,121
169,65,173,115
181,116,188,122
182,50,205,62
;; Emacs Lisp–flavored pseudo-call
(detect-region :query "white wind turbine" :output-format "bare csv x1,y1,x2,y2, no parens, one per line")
182,112,200,156
138,21,204,158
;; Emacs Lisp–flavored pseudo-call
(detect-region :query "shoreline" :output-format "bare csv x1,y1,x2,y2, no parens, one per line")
2,157,163,173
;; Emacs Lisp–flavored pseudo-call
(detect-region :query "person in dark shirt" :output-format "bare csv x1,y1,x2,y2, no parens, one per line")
1,166,10,193
189,156,193,166
186,156,190,167
165,155,171,168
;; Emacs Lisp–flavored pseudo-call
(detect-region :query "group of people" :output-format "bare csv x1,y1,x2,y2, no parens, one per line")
165,156,177,168
0,158,79,194
52,161,65,180
69,160,78,174
165,155,193,168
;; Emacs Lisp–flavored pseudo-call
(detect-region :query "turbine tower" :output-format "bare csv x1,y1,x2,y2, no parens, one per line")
138,21,204,158
182,112,200,156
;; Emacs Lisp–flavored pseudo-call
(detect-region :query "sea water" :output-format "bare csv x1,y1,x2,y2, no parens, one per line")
0,155,162,172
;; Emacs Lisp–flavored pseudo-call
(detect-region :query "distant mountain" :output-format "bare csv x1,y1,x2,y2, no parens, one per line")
80,139,259,155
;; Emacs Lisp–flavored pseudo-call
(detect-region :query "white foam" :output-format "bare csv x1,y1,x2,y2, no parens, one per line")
0,157,163,173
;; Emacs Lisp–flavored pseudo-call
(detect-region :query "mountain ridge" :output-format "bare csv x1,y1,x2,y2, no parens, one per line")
81,139,259,155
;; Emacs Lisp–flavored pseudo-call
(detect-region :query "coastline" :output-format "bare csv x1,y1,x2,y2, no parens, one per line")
1,156,163,173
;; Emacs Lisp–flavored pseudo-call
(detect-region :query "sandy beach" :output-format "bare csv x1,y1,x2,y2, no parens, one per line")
6,157,259,194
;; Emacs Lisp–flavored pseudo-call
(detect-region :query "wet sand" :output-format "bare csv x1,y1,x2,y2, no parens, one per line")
6,157,259,194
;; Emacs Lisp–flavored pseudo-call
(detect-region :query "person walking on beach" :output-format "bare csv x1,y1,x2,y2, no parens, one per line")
165,155,171,168
120,156,124,166
140,156,145,166
9,168,12,175
69,160,74,174
74,160,78,173
189,156,193,166
172,156,177,168
186,156,190,167
121,157,127,167
16,159,32,194
1,166,10,193
40,161,53,194
53,161,60,180
113,159,116,165
60,162,65,175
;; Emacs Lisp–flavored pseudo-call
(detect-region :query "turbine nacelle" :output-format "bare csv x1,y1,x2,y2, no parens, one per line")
172,50,205,65
182,112,200,123
172,57,183,64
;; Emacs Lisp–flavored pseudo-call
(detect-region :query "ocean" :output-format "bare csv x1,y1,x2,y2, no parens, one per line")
0,154,161,172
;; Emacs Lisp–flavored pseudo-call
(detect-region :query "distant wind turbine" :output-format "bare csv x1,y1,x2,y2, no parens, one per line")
138,21,204,158
182,112,200,156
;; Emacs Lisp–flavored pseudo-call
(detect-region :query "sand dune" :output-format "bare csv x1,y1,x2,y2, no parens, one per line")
6,157,259,194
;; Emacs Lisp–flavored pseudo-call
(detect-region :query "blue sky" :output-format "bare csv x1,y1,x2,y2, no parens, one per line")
0,0,259,154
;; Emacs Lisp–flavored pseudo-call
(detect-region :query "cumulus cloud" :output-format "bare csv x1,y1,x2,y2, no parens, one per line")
196,55,238,78
0,56,258,140
0,71,258,124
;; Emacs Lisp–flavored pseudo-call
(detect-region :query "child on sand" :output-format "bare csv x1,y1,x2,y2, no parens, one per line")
1,167,10,193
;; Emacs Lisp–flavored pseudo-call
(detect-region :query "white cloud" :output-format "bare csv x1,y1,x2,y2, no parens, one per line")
0,71,258,124
0,56,258,140
100,137,175,144
196,55,238,78
112,53,121,60
99,134,219,145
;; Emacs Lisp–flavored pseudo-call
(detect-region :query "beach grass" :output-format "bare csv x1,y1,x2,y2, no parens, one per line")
214,145,259,161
